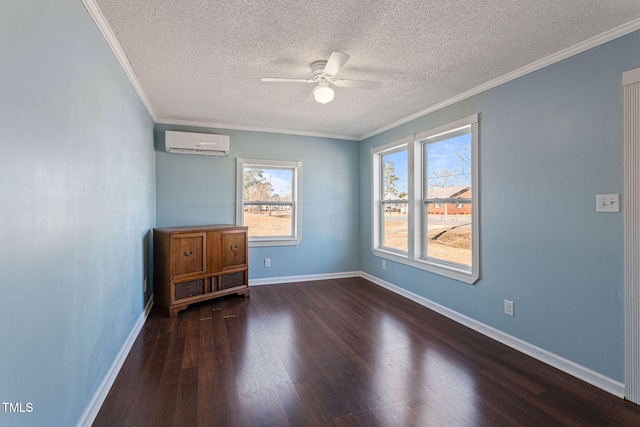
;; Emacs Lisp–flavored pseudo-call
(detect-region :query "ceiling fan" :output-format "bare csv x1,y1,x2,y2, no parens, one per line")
261,52,382,104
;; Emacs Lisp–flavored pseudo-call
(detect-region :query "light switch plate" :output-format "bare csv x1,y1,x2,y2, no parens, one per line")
596,194,620,213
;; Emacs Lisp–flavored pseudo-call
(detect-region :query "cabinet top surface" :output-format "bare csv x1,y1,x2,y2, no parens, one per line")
154,224,247,234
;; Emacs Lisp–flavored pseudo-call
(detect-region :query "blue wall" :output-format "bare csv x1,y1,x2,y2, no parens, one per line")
155,125,360,279
360,32,640,382
3,0,639,423
0,1,156,426
155,31,640,384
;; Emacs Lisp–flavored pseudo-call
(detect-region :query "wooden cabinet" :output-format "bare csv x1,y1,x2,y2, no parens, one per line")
154,224,249,316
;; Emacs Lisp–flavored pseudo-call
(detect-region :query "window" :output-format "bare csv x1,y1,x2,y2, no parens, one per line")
236,158,302,247
372,114,479,283
380,147,409,253
422,124,474,269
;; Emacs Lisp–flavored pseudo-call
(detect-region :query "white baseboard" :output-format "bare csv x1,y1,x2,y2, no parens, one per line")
249,271,361,286
76,295,154,427
360,272,625,398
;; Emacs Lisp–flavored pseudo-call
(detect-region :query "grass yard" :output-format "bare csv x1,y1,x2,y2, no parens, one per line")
244,210,471,266
384,213,472,266
244,211,292,236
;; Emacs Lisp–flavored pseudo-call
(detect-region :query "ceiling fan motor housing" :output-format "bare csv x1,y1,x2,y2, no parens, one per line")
311,60,328,77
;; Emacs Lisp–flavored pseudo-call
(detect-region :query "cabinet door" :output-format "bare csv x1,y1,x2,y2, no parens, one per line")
221,230,247,270
172,233,206,278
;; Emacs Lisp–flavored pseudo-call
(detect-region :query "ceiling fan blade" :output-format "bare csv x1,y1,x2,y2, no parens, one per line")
261,77,314,83
323,52,350,76
334,79,382,89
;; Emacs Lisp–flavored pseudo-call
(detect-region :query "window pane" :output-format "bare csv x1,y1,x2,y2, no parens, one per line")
382,202,408,252
382,150,408,200
238,158,302,247
426,132,471,190
243,166,294,238
244,168,293,202
244,205,292,237
424,201,472,266
424,129,472,266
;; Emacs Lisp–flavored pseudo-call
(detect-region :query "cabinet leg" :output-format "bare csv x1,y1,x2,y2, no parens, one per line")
169,304,189,317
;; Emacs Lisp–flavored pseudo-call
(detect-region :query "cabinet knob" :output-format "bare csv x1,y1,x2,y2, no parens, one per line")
230,245,238,251
183,250,194,257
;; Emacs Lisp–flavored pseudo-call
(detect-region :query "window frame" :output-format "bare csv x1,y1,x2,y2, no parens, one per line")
236,158,302,247
371,114,479,284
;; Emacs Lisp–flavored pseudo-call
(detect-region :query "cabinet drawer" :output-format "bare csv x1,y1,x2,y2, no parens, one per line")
172,233,206,278
221,230,247,270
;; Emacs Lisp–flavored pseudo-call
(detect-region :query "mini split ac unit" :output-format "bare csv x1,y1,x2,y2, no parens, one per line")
165,131,229,156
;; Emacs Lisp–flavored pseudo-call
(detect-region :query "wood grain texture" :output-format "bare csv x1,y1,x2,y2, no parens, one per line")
94,277,640,426
153,225,249,316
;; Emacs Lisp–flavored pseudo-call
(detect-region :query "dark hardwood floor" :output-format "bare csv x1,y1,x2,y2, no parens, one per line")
94,277,640,426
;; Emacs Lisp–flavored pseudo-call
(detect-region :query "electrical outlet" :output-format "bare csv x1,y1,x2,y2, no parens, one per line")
382,260,387,270
504,299,514,316
264,258,271,268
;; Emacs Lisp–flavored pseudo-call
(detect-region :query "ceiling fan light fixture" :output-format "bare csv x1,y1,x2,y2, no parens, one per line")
313,85,334,104
262,52,380,104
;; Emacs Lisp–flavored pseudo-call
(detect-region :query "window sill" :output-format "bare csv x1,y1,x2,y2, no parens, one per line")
249,238,301,248
372,248,479,284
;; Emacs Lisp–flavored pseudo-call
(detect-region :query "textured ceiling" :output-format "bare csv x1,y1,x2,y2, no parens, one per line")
91,0,640,140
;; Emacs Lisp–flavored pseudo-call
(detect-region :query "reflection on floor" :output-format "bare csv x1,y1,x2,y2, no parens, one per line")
94,277,640,426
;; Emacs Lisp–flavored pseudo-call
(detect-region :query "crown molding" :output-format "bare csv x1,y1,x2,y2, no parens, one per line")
82,0,158,122
83,1,640,143
359,18,640,141
83,0,352,140
156,118,359,141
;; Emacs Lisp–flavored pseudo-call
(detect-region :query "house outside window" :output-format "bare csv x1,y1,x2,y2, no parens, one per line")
371,114,479,284
236,158,302,247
